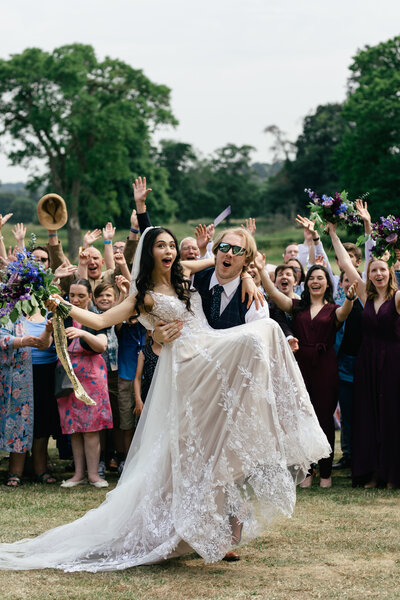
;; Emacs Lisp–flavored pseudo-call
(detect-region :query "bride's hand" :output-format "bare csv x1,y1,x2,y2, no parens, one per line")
153,320,183,344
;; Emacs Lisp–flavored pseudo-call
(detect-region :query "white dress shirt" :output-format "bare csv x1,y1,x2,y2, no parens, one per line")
209,272,269,322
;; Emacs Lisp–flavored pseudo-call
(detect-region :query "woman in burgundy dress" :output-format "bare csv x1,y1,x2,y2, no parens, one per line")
329,224,400,489
257,260,357,488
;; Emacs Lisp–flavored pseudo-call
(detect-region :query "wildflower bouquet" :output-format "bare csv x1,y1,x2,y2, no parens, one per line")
0,250,70,325
370,215,400,266
304,189,362,232
0,246,95,405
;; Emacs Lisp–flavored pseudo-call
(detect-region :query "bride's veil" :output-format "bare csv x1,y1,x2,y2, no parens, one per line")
129,226,155,295
117,225,161,486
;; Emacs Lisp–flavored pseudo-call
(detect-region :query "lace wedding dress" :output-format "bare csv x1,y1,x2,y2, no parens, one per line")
0,291,330,572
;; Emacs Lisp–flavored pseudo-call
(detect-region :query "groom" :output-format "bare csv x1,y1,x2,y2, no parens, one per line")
152,226,269,563
154,226,270,341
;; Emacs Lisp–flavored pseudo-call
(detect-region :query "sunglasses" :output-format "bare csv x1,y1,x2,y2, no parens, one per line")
217,242,246,256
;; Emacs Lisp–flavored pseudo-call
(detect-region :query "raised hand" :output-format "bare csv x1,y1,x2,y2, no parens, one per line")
115,275,130,296
195,224,208,251
78,249,90,266
355,198,372,234
12,223,26,247
130,209,139,230
315,255,327,268
346,280,358,300
7,246,18,262
132,176,152,208
53,260,78,279
114,251,129,270
206,224,215,242
0,213,13,229
103,222,116,241
254,252,266,272
296,215,316,242
83,229,102,247
241,218,256,236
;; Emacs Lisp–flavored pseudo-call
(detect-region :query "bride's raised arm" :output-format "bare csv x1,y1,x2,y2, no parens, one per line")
180,257,215,275
48,294,138,330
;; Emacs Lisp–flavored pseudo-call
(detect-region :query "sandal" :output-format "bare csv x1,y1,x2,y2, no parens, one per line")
36,472,57,484
5,473,23,487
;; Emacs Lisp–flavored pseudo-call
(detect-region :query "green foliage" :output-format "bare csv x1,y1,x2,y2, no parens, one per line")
0,44,177,255
261,103,347,218
334,35,400,218
9,196,36,223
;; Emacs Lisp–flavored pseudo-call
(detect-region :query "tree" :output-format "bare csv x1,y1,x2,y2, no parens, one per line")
207,144,260,219
334,36,400,217
0,44,177,257
157,140,198,220
9,196,36,223
261,104,347,217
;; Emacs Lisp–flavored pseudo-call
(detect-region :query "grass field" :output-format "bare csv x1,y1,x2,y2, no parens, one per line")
0,438,399,600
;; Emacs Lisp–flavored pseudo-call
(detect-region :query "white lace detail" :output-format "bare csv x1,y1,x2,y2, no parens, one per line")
0,290,330,572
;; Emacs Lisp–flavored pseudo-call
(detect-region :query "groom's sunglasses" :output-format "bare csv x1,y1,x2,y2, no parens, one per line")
217,242,246,256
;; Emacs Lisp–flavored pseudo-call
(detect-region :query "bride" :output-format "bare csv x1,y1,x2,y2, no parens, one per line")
0,226,330,572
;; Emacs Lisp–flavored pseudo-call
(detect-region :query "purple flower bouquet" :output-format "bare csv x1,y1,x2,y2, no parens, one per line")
304,189,361,232
370,215,400,266
0,250,68,325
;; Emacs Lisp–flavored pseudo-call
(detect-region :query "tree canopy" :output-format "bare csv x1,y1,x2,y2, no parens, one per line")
334,36,400,217
0,44,177,256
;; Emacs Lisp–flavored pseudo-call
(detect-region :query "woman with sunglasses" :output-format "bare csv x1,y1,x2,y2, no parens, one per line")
0,226,330,572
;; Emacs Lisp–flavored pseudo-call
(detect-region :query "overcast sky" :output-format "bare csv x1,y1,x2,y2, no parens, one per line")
1,0,399,183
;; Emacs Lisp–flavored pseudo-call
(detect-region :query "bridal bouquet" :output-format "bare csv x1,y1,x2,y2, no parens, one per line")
304,188,361,232
0,246,95,405
370,215,400,266
0,250,68,325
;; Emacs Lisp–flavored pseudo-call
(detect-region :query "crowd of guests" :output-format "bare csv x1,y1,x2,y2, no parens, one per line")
0,180,399,491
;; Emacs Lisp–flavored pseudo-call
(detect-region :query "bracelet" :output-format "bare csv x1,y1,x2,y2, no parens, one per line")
48,233,57,237
241,274,252,280
130,227,139,234
346,294,356,301
312,237,320,242
0,235,4,241
104,240,112,244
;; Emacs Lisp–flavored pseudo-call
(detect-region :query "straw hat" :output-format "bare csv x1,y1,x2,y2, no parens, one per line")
37,193,68,230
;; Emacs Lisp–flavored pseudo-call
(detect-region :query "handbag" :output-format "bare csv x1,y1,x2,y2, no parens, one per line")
54,364,74,398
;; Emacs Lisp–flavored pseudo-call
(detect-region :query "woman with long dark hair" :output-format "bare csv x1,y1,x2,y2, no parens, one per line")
0,226,330,571
258,261,357,488
329,222,400,489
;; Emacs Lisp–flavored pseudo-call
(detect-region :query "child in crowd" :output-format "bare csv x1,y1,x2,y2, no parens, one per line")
133,332,162,418
92,283,121,476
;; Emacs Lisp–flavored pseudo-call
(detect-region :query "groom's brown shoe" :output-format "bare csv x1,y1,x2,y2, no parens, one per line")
222,550,240,562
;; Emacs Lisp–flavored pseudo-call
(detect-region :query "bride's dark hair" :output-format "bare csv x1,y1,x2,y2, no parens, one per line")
134,227,192,316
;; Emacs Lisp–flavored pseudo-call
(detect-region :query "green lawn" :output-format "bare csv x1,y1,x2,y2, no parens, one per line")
0,437,399,600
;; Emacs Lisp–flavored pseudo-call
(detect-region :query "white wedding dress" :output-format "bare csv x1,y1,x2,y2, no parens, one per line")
0,291,330,572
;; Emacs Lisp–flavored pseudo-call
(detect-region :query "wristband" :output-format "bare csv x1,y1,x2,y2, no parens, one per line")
346,294,356,301
48,233,57,237
312,237,320,242
130,227,139,234
104,240,112,244
0,235,4,241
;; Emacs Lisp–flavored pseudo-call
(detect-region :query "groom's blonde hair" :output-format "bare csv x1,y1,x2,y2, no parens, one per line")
212,228,257,264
